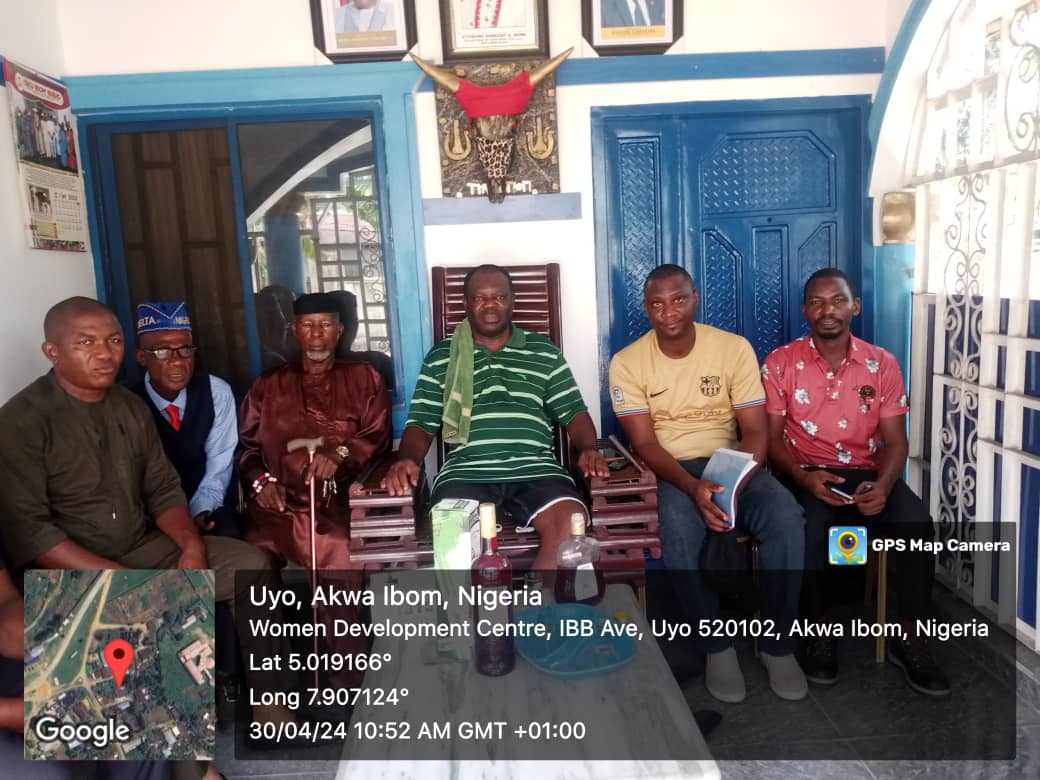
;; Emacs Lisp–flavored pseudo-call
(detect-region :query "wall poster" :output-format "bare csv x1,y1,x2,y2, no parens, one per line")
2,58,88,252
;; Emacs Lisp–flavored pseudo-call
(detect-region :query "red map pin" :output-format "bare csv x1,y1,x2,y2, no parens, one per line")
103,639,134,690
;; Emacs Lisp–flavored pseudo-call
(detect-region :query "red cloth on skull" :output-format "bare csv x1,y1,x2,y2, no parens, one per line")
454,71,535,118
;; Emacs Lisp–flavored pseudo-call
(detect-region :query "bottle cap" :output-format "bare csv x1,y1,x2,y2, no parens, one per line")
479,502,497,539
570,512,586,536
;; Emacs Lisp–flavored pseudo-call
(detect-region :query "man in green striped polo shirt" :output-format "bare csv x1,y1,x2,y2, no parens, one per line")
383,265,609,569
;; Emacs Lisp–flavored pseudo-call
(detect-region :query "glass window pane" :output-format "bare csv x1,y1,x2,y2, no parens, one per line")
238,120,394,389
946,0,981,90
984,18,1001,76
918,104,950,177
927,31,951,100
956,97,972,167
979,87,997,161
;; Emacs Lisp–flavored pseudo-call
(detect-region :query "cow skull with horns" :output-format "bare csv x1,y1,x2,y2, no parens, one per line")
411,48,572,203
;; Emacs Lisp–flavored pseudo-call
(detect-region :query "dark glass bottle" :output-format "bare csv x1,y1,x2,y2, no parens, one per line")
472,502,515,676
554,512,605,605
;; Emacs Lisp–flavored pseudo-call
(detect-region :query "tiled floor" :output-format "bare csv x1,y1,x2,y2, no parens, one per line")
684,646,1040,779
217,581,1040,780
673,585,1040,779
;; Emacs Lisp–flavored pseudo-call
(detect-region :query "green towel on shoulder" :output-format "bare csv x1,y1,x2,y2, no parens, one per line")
442,320,474,445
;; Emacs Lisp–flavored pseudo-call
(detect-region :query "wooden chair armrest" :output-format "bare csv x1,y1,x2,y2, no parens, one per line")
585,437,657,493
350,452,403,498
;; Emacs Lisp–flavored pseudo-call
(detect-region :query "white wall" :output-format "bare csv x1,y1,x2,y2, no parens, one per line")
47,0,891,422
58,0,323,75
678,0,884,54
884,0,916,53
412,0,888,61
0,0,96,402
56,0,890,74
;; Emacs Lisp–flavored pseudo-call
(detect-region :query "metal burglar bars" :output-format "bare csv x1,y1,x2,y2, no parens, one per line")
907,0,1040,648
247,167,390,354
308,168,389,353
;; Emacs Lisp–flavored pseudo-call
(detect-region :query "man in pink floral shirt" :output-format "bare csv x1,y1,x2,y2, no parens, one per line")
762,268,949,697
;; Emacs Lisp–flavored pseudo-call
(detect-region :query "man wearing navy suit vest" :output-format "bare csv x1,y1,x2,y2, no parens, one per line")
132,301,242,731
132,302,238,536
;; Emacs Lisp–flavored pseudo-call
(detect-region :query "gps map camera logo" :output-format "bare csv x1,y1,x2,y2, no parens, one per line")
829,526,867,565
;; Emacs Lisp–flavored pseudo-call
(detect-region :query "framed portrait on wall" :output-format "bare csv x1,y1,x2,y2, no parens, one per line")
439,0,550,62
310,0,417,63
581,0,683,56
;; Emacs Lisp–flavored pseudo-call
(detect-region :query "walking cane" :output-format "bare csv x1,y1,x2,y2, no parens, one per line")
287,436,324,690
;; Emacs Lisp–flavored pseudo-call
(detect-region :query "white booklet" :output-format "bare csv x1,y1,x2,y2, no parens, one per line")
700,448,758,527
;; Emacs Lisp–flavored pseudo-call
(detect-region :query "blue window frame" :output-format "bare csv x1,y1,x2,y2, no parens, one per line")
67,63,429,434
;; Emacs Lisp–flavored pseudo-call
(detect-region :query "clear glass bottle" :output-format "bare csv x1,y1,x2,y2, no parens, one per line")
471,502,515,676
554,512,605,605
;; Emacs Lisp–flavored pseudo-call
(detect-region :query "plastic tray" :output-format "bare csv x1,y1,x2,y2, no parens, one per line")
512,603,638,678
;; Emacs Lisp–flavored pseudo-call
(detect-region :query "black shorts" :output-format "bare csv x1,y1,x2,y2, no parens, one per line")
430,478,586,529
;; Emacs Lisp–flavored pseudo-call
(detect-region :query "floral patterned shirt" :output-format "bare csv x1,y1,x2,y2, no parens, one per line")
761,335,909,469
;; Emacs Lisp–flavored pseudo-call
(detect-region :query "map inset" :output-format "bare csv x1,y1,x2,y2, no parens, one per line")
23,569,216,761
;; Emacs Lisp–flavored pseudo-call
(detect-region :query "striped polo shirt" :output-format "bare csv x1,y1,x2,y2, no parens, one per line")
406,326,587,490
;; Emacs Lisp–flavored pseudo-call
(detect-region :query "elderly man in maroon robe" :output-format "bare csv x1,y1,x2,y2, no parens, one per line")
237,292,391,570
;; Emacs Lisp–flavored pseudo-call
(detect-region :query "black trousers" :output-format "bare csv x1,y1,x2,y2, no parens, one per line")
206,504,242,681
783,469,936,622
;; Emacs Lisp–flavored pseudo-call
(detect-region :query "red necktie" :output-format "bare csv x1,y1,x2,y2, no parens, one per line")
165,404,181,431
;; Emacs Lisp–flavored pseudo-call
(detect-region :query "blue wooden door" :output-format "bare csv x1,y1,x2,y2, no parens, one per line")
593,97,868,433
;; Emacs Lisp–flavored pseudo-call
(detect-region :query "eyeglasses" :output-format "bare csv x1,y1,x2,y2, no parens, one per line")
142,346,198,360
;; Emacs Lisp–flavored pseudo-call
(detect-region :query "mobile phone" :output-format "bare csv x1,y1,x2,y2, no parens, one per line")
600,446,628,471
826,484,855,501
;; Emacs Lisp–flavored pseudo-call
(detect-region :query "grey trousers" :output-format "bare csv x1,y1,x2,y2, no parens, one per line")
116,531,298,696
118,531,304,778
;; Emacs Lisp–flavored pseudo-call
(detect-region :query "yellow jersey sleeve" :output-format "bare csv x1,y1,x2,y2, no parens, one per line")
729,338,767,409
609,350,649,417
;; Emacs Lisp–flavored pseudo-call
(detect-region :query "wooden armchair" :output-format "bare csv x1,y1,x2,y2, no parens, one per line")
432,263,567,467
348,263,660,580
